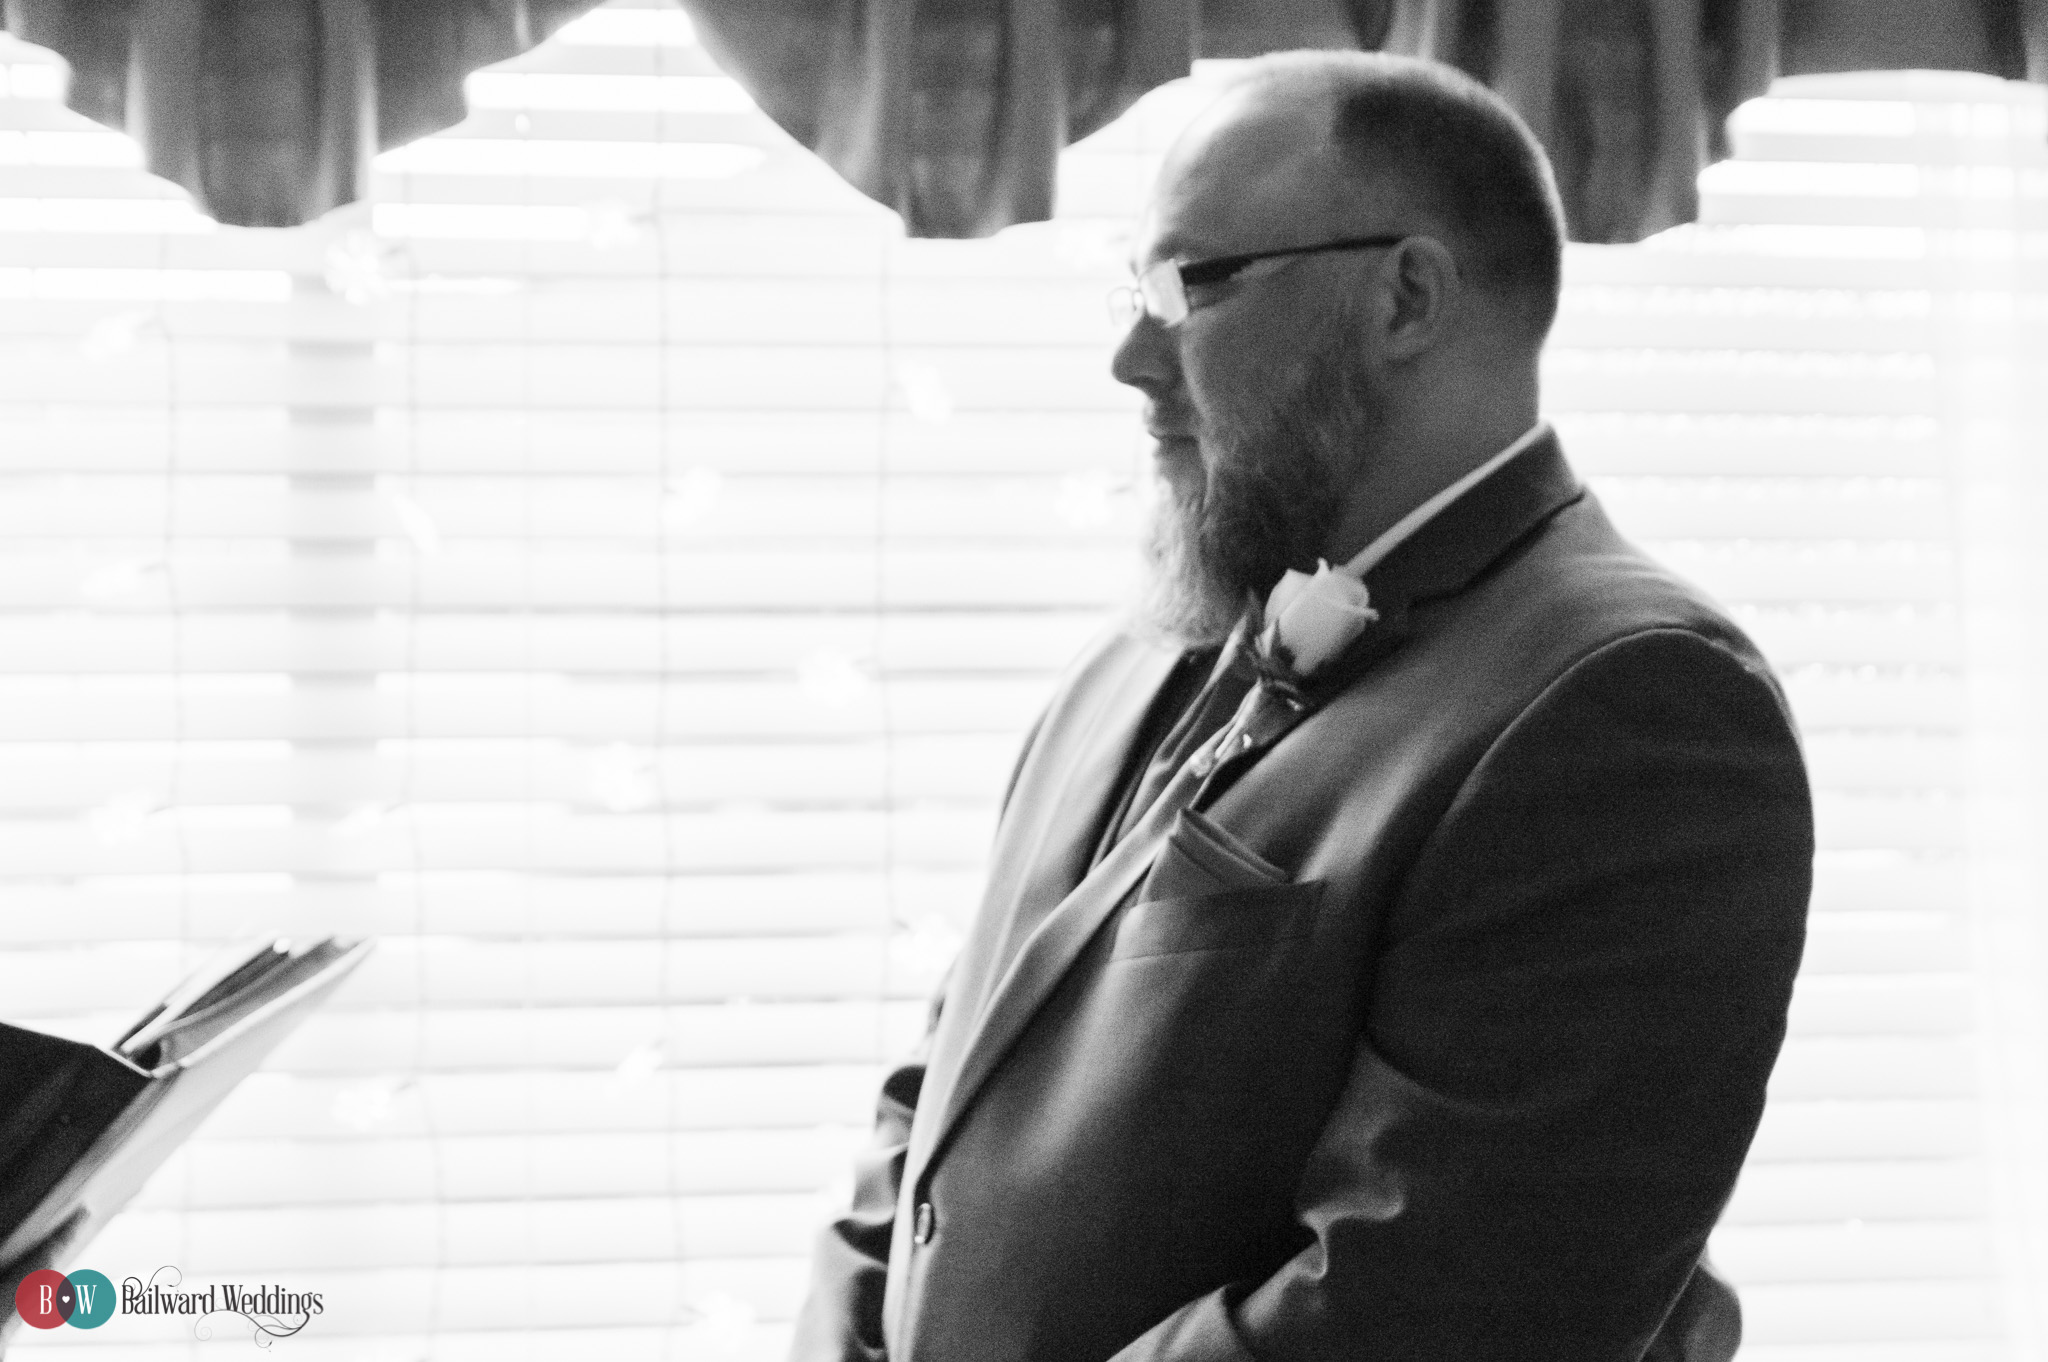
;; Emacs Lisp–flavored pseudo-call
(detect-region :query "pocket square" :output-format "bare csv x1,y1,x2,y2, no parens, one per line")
1140,808,1288,904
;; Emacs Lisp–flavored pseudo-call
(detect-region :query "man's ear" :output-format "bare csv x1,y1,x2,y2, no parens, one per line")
1376,236,1459,361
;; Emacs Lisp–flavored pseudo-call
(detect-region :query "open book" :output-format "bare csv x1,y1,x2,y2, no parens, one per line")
0,936,372,1267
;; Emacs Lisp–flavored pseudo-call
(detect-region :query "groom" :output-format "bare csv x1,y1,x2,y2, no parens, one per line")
793,51,1811,1362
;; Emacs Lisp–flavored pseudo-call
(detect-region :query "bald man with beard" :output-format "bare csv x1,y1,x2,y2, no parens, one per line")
791,51,1811,1362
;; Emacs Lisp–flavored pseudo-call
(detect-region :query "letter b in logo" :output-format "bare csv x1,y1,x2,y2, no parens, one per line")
14,1269,71,1328
14,1267,115,1329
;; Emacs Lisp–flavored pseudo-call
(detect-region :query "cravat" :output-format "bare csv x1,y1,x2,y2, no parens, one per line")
1105,627,1259,851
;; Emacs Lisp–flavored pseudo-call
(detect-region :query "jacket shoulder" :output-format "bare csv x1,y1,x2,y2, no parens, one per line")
1460,487,1781,693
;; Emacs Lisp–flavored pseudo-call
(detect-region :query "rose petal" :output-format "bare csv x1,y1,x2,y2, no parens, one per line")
1307,560,1372,612
1275,570,1375,675
1263,567,1317,624
1277,600,1372,674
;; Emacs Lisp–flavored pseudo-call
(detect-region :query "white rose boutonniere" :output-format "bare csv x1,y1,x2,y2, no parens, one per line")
1192,559,1380,777
1257,558,1379,681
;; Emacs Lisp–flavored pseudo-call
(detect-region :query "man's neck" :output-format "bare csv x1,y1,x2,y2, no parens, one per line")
1322,399,1541,566
1341,421,1548,577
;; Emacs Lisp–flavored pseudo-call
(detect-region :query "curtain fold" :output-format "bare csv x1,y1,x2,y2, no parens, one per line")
0,0,2042,235
682,0,2048,242
0,0,603,228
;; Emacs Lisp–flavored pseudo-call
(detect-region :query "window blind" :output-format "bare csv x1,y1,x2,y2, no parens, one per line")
1623,73,2048,1359
0,6,2042,1357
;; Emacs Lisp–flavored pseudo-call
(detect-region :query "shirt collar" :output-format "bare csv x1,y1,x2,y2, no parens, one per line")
1339,420,1551,580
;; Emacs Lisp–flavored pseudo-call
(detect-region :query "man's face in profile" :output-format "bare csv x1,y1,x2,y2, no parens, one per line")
1112,87,1385,646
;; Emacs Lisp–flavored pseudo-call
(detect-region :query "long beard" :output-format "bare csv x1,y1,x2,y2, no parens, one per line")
1138,346,1377,648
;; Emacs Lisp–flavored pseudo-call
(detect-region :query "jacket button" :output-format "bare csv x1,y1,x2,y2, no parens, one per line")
912,1201,935,1245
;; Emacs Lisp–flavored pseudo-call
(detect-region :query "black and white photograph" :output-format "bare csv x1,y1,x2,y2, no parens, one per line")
0,1,2045,1359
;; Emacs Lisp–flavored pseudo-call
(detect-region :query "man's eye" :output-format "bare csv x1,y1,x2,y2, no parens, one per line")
1182,275,1240,304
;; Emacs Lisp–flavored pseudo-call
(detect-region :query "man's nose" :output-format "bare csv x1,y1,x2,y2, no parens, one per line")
1110,312,1179,398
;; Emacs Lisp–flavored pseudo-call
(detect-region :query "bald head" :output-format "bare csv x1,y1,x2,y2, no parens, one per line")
1172,51,1567,340
1150,81,1353,261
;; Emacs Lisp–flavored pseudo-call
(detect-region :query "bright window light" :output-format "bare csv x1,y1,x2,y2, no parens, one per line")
465,72,754,114
0,62,63,101
1702,161,2044,200
372,203,594,241
1930,101,2048,138
0,198,213,234
0,129,142,168
1701,161,1921,197
551,8,697,46
374,138,763,179
1733,95,2046,141
1646,224,1929,258
0,266,290,300
1733,99,1918,137
1559,287,1934,319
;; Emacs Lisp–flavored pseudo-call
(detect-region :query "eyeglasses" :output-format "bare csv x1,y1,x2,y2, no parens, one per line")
1108,233,1407,328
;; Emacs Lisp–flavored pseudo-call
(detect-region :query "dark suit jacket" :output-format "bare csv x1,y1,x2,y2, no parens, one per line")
791,432,1812,1362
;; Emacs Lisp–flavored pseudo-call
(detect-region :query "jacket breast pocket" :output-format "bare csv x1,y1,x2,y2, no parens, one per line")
1112,880,1323,959
1139,807,1288,903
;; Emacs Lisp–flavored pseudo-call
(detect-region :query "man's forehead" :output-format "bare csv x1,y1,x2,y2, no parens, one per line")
1134,86,1351,264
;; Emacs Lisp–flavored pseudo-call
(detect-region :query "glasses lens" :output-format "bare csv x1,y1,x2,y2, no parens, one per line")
1106,286,1142,328
1137,260,1187,327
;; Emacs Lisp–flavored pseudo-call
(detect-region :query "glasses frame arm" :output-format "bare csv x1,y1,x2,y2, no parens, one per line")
1174,233,1409,287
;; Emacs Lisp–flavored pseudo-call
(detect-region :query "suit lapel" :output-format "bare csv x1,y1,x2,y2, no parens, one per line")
965,640,1185,1016
908,688,1318,1189
912,638,1183,1155
909,430,1588,1188
1001,641,1188,945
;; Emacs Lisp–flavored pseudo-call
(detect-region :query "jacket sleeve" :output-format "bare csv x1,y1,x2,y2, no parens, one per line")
1111,627,1814,1362
786,987,941,1362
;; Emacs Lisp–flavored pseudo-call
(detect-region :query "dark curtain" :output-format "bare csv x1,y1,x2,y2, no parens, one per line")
0,0,2042,238
0,0,602,228
687,0,2048,242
